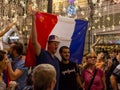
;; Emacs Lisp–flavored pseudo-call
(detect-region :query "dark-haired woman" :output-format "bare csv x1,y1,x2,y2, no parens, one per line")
0,50,9,90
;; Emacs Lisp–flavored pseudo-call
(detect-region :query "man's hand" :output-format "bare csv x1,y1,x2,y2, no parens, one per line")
8,81,18,90
28,2,38,16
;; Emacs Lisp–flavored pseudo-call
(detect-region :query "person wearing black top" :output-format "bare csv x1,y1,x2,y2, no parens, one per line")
106,49,119,90
59,46,82,90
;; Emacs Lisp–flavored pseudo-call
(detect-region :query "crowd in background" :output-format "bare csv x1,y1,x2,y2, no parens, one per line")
0,8,120,90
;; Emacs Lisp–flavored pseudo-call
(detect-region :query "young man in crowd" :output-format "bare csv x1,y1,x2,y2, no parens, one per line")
7,42,27,90
59,46,82,90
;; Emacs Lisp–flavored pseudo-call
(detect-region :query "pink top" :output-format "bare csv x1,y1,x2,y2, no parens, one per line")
81,68,104,90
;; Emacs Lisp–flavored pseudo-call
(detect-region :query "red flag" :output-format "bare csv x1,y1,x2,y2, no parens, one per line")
25,12,57,67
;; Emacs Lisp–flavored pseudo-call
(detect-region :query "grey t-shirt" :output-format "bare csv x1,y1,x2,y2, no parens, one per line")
113,64,120,89
0,81,6,90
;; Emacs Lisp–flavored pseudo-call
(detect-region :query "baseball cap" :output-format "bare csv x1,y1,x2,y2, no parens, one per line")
48,35,60,42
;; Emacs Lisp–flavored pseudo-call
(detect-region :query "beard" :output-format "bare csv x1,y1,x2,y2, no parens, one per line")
62,56,69,61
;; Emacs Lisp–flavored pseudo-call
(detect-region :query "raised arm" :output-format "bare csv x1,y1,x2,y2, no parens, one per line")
31,13,41,56
90,36,101,53
0,20,16,37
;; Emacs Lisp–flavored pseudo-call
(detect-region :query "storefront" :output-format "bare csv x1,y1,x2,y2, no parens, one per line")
92,26,120,53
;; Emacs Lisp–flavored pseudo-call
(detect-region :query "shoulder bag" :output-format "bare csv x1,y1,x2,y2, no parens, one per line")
88,69,97,90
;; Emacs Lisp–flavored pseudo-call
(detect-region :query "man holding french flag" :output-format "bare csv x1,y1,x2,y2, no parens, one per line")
30,11,60,90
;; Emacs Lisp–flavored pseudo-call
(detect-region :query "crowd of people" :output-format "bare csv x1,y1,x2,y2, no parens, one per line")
0,8,120,90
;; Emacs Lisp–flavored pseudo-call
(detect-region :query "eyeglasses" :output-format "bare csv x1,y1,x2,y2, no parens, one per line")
88,56,97,59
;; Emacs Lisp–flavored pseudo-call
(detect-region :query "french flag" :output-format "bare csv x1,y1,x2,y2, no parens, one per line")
25,12,88,67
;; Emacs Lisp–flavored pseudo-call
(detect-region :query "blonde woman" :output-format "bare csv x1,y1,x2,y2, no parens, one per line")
81,53,106,90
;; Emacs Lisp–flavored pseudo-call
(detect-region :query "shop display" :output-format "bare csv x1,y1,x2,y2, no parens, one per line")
95,34,120,52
